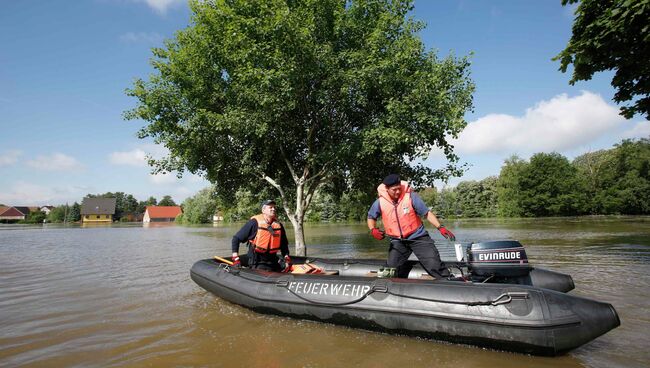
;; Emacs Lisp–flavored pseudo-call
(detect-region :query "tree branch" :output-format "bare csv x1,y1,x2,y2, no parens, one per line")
279,145,300,184
305,161,333,185
305,175,330,210
262,174,293,217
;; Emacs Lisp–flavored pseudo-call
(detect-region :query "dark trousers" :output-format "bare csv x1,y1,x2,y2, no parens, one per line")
247,247,282,272
387,234,450,279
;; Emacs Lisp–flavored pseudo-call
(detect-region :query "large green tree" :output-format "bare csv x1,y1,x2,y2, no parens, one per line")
455,177,498,218
178,187,218,224
137,196,158,214
158,195,177,206
47,206,64,223
518,152,587,217
572,149,614,214
67,202,81,223
597,138,650,214
125,0,474,255
555,0,650,119
496,155,528,217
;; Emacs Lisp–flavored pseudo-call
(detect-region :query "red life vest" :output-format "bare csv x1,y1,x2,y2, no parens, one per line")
249,214,282,253
377,181,423,238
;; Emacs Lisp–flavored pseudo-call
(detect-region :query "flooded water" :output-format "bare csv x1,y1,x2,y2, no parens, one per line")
1,218,649,367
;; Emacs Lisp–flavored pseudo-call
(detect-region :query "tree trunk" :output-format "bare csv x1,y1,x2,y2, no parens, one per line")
290,217,306,256
266,164,321,256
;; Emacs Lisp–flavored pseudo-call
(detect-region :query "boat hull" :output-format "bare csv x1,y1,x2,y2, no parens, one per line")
190,259,618,355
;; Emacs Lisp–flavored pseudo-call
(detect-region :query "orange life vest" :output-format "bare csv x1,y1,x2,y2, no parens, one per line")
377,180,423,238
249,214,282,254
289,263,323,274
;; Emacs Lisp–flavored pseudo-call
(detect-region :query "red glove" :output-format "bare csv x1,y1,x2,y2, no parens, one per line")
232,256,241,267
370,228,385,240
438,226,456,241
283,255,292,272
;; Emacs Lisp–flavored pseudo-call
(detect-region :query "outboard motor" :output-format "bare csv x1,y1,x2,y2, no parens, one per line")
467,240,531,280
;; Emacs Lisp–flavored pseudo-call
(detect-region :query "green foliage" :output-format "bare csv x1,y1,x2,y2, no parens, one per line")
68,202,81,223
158,195,176,206
419,187,438,208
216,138,649,220
455,177,498,217
338,190,374,222
594,138,650,214
555,0,650,119
47,206,68,223
124,0,474,253
496,155,527,217
137,196,157,213
572,149,615,214
20,211,47,224
86,192,138,220
518,152,586,217
433,187,458,218
178,187,218,224
305,191,344,222
222,189,265,222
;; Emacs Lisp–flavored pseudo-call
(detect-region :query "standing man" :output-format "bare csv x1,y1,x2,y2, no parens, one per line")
231,200,291,271
368,174,454,279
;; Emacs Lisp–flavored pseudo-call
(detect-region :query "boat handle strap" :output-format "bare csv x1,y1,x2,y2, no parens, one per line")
490,292,529,306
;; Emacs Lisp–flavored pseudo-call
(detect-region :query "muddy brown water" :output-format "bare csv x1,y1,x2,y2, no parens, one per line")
1,218,648,367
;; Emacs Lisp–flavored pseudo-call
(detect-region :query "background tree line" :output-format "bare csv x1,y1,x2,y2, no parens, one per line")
438,138,650,218
179,137,650,222
426,137,650,218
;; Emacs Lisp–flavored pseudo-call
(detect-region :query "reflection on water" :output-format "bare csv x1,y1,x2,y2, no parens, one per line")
0,218,648,367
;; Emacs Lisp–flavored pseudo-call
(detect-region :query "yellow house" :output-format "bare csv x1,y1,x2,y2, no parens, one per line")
81,197,116,223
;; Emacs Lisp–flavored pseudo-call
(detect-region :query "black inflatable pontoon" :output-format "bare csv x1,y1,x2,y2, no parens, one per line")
191,241,619,355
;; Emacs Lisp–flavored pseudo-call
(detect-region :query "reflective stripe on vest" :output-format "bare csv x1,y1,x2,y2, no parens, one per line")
377,181,422,238
249,214,282,253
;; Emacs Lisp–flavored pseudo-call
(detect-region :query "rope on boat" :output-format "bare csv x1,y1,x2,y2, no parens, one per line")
220,264,529,307
386,290,529,306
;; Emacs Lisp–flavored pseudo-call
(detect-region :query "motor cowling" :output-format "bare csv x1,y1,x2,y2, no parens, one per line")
468,240,531,277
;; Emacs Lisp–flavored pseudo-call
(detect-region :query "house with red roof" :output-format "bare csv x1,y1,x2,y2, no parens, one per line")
0,206,29,222
143,206,182,223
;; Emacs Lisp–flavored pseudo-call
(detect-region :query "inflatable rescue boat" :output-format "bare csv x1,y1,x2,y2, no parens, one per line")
190,241,619,355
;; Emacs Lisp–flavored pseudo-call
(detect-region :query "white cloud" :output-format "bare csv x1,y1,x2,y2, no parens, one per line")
0,150,22,167
149,171,178,185
621,120,650,139
119,32,163,44
149,172,210,190
109,144,175,168
0,182,85,206
130,0,184,14
109,149,148,167
148,171,206,185
26,153,84,171
453,91,625,155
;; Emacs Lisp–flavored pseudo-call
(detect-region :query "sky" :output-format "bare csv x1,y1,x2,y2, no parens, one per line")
1,0,648,206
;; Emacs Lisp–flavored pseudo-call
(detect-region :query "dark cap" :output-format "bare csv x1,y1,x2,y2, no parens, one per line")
382,174,400,187
261,199,276,208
